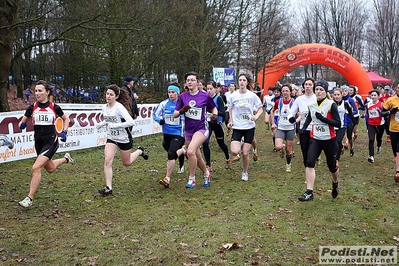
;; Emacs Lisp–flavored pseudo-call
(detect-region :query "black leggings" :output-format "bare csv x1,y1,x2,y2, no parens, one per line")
162,134,185,168
306,138,338,173
346,122,354,139
203,122,230,167
389,131,399,157
335,127,346,161
299,131,311,168
367,125,384,157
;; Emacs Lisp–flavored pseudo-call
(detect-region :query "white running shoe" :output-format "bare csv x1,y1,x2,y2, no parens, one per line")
177,166,184,174
19,197,33,208
64,153,74,164
241,172,248,181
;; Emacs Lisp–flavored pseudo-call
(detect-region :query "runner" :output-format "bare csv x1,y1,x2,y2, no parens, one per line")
96,84,149,196
270,84,296,172
297,79,341,201
288,78,316,168
173,71,217,188
18,80,73,207
202,81,231,171
228,73,263,181
153,84,186,188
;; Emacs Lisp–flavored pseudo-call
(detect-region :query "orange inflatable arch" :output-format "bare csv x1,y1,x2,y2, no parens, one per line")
258,43,372,97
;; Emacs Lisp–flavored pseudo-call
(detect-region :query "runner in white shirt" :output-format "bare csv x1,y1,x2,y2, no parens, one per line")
96,84,149,196
263,86,275,130
228,74,263,181
287,78,316,168
270,84,296,172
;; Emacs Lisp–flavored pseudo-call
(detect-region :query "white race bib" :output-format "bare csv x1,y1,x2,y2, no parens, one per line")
185,107,202,120
164,114,180,125
34,113,53,125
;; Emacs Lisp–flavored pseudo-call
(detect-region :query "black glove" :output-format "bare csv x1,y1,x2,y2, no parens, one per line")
210,114,218,122
391,107,398,114
179,105,191,114
315,112,324,120
344,101,351,111
299,128,306,135
159,119,165,125
288,117,296,124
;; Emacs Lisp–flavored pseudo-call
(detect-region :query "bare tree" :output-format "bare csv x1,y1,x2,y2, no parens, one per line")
369,0,399,80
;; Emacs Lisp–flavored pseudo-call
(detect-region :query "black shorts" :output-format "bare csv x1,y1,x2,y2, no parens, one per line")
106,139,133,151
231,128,255,144
35,134,59,159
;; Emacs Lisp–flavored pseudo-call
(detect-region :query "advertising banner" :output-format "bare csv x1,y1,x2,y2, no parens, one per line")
0,103,162,163
212,67,236,86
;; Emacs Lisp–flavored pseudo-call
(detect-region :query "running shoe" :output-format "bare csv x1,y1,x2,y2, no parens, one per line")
232,154,240,162
253,152,258,161
272,147,277,152
225,159,231,170
394,173,399,183
376,146,381,154
350,148,354,157
19,196,33,208
241,172,248,181
332,183,339,199
177,165,184,174
185,177,196,188
367,156,374,163
138,146,149,160
285,164,292,172
203,170,211,188
159,177,170,188
331,187,339,199
0,134,14,149
64,153,74,164
387,136,391,143
298,191,314,201
98,186,113,196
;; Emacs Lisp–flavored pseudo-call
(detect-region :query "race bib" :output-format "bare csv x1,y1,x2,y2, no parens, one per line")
239,113,251,121
185,107,202,120
314,124,330,137
33,112,53,125
395,113,399,122
164,114,180,125
110,128,122,137
368,109,379,118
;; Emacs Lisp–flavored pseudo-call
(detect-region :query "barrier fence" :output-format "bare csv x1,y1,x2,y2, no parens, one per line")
0,103,162,163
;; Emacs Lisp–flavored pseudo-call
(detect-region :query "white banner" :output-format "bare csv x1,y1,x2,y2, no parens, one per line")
0,103,162,163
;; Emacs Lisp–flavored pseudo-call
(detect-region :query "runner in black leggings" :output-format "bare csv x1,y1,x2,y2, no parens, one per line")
297,79,341,202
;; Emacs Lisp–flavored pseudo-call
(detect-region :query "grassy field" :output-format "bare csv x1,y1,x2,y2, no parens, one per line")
1,119,398,265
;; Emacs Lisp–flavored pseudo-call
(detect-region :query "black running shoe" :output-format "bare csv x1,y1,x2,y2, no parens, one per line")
350,148,354,157
298,191,314,201
98,186,113,196
138,146,149,160
332,183,339,199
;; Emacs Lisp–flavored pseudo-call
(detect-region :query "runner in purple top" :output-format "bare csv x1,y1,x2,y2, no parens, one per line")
174,71,217,189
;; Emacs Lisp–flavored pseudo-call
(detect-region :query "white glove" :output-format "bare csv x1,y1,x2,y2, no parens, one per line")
96,121,107,130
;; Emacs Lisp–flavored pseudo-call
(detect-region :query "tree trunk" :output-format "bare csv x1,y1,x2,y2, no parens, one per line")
0,1,19,111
